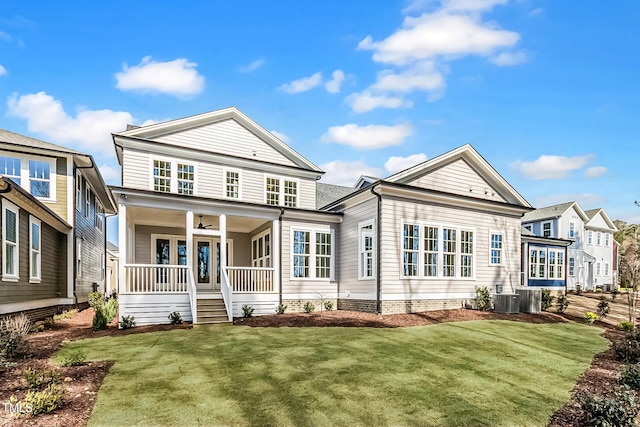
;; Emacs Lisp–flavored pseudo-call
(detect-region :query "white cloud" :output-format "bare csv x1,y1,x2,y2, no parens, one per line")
346,92,413,113
325,70,346,94
239,58,265,73
115,56,205,97
321,123,412,149
584,166,608,179
371,61,446,101
440,0,508,12
489,51,528,66
384,153,428,174
0,31,12,42
0,65,6,76
7,91,133,155
270,130,290,143
529,8,544,16
279,72,323,94
510,154,594,180
535,193,605,209
98,164,120,184
319,160,383,187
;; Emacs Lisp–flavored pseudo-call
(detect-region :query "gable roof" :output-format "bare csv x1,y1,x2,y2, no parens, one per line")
316,183,358,208
385,144,531,207
113,107,323,174
521,201,588,223
584,208,617,231
0,129,83,155
354,175,378,189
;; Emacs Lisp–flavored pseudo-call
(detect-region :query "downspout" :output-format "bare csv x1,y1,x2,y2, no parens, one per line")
370,184,382,314
279,208,285,306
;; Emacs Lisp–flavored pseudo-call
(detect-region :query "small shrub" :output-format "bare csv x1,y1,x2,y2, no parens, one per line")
619,321,635,333
30,323,45,333
597,297,610,319
58,349,86,367
109,290,118,300
119,315,136,330
620,364,640,390
53,309,77,322
584,312,597,324
91,296,118,331
242,305,254,318
88,291,103,308
168,311,183,325
0,314,31,359
541,289,554,311
595,288,603,293
615,331,640,363
11,383,64,416
23,367,60,391
324,300,334,311
303,301,315,314
556,295,570,313
580,386,639,427
612,288,620,300
474,286,492,311
275,303,287,315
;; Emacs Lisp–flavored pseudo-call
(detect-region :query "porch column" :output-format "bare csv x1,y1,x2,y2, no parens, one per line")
220,214,227,283
272,219,280,293
118,203,127,294
186,211,194,281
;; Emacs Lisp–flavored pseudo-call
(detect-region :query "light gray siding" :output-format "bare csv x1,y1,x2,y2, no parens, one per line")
379,197,522,299
406,158,507,203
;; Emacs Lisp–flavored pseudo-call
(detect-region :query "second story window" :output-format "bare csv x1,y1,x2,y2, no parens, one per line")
153,160,171,192
596,232,602,246
569,222,575,239
587,230,593,245
85,185,91,219
177,164,194,195
266,177,280,205
265,176,298,207
542,221,552,238
225,170,240,199
95,201,104,233
0,156,21,185
605,233,610,247
283,180,297,207
29,160,50,198
75,172,82,211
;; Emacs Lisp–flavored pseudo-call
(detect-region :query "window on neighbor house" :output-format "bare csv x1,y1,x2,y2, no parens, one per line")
596,262,601,276
569,257,575,276
265,177,298,207
76,238,82,278
529,248,548,279
153,160,171,192
359,222,374,279
29,160,50,198
75,172,82,211
556,251,564,279
2,200,19,279
95,200,104,233
225,170,240,199
587,231,593,245
596,232,602,246
605,233,610,247
85,185,91,219
177,163,194,195
605,262,610,276
569,222,575,239
0,156,21,185
30,216,41,281
423,226,438,277
548,250,557,279
542,222,552,238
490,233,503,265
292,229,333,279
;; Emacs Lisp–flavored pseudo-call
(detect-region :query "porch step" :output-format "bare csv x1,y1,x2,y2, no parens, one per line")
197,298,230,324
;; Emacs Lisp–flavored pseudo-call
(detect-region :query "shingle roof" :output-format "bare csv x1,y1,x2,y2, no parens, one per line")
107,241,118,252
584,208,601,220
521,226,536,237
0,129,83,154
521,201,575,222
316,183,358,208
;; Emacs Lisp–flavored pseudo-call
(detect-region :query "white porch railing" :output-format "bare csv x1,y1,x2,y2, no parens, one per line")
124,264,189,293
227,267,276,293
220,268,233,322
187,269,197,323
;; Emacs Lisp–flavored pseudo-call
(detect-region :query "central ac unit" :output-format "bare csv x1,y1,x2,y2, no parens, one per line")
516,288,542,313
494,294,520,314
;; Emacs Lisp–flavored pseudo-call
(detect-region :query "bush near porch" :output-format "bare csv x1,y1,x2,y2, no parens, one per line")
61,321,608,427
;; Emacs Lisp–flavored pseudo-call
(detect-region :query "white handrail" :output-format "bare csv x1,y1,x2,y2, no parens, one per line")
124,264,188,293
187,268,197,324
226,267,276,293
220,267,233,322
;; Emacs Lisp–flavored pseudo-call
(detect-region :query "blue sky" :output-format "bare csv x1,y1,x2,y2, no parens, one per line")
1,0,639,245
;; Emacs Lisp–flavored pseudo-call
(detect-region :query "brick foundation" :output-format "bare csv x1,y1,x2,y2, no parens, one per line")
282,299,338,313
337,299,377,313
380,299,467,314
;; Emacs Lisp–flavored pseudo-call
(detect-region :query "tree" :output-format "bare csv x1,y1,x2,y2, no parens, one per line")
618,223,640,327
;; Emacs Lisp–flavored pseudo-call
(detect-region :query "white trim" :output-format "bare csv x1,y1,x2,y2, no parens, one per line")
0,152,57,202
94,199,104,233
223,167,242,200
2,198,19,281
76,237,82,278
29,215,41,282
383,292,476,300
358,219,375,280
75,170,82,211
150,157,198,196
523,223,533,232
264,174,299,208
151,234,187,265
290,226,335,281
0,298,75,315
85,182,91,219
251,228,271,267
489,230,503,266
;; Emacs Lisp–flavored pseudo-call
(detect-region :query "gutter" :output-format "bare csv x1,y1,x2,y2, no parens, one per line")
279,208,284,306
370,185,382,314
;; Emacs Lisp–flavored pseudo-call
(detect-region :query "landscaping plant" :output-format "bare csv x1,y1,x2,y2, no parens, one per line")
584,312,597,324
474,286,492,311
615,331,640,364
557,295,569,313
580,386,639,427
303,301,315,314
620,363,640,390
275,303,287,314
597,297,610,319
324,300,334,311
619,321,635,333
168,311,183,325
0,313,31,359
242,305,254,318
23,367,61,390
119,315,136,330
541,289,554,311
89,292,119,331
10,383,64,416
59,349,87,367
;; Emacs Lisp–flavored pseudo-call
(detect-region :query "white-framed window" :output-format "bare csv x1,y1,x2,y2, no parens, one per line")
529,248,546,278
291,228,334,280
85,184,91,219
569,257,575,276
569,222,575,239
587,230,593,245
401,221,475,279
75,171,82,211
358,220,375,279
529,247,565,280
224,169,241,199
29,216,41,282
604,262,610,276
265,176,298,208
542,221,552,238
153,160,171,192
94,200,104,233
252,229,271,267
490,232,503,265
2,199,19,280
605,233,610,247
177,163,194,195
28,160,51,198
76,238,82,278
0,155,21,185
556,251,564,279
596,262,601,275
596,232,602,246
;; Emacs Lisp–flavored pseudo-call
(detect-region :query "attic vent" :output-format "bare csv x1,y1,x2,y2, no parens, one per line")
126,124,141,131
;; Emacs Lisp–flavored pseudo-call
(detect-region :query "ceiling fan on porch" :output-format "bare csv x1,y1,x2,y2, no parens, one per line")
197,215,214,230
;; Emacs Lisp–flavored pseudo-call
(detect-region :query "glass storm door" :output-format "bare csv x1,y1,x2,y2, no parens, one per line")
195,239,213,291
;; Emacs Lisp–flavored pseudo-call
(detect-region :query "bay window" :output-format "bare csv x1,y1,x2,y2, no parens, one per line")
529,247,565,280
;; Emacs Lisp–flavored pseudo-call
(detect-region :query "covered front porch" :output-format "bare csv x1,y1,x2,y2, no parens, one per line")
114,189,282,325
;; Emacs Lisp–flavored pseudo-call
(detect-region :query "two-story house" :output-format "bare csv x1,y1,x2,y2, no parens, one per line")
522,202,617,291
0,129,117,320
112,107,533,325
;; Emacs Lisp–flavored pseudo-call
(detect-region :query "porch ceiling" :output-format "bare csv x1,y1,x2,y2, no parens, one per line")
129,206,268,233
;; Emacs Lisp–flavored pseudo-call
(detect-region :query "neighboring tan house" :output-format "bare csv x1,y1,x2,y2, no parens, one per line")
111,107,533,325
520,227,571,292
106,241,119,294
0,129,117,320
522,202,617,291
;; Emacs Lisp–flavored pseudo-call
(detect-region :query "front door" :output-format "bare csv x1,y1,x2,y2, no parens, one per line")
195,238,214,292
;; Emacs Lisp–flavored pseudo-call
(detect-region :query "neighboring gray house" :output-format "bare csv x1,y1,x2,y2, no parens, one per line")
0,129,117,320
111,107,533,325
522,202,617,291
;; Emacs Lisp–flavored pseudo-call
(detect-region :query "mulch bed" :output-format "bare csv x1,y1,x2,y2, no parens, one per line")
0,307,628,426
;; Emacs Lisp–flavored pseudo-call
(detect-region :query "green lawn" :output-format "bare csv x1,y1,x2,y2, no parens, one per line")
57,321,608,427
